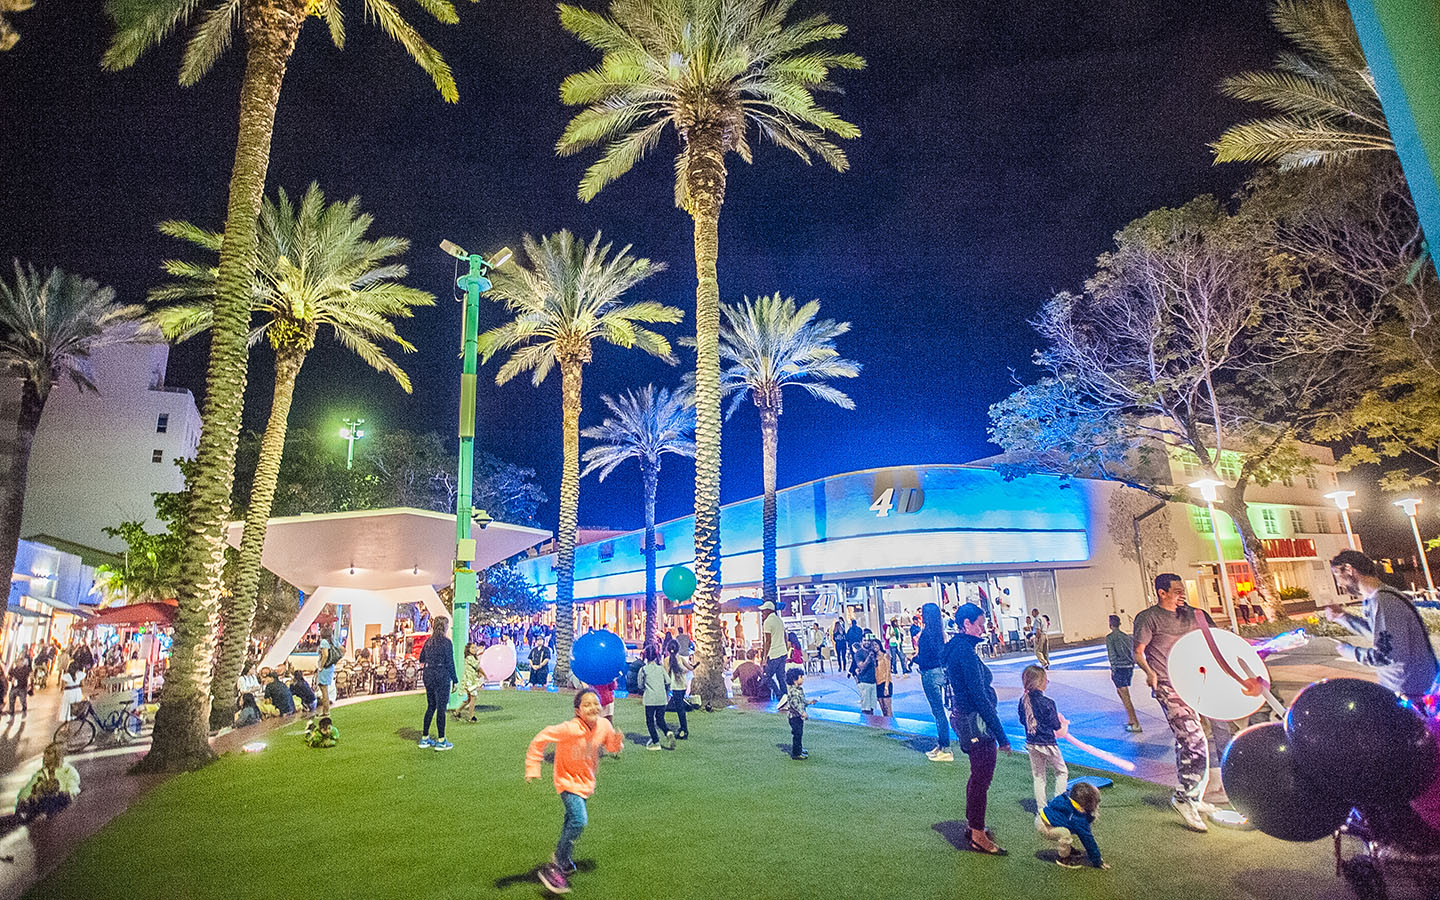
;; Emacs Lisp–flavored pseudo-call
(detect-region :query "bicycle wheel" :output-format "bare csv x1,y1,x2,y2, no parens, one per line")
54,718,95,753
123,709,144,739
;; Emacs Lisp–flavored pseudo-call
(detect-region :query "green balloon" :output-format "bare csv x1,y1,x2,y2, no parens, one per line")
662,565,697,602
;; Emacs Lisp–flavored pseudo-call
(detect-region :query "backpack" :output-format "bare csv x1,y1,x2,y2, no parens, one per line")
321,644,343,669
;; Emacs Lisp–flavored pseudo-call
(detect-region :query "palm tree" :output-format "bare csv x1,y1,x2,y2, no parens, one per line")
0,0,33,51
104,0,467,771
581,385,696,648
0,263,150,607
557,0,863,705
713,293,858,610
150,183,433,729
481,231,680,686
1211,0,1391,168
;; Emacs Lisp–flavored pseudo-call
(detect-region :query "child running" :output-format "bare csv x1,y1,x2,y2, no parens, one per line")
1019,664,1069,814
785,668,816,759
1038,781,1109,870
526,689,623,895
664,639,693,740
637,646,675,750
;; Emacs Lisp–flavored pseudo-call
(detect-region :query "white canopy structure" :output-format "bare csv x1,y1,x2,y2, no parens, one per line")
227,508,549,669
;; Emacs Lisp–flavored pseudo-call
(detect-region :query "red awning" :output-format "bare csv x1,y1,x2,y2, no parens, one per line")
89,600,178,628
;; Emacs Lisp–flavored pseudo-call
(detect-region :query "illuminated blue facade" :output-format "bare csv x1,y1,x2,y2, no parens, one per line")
518,464,1091,602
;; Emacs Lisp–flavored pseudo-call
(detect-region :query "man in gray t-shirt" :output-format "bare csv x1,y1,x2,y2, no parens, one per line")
1132,574,1216,832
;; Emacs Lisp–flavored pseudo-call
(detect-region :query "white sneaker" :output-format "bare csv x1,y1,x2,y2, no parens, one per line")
926,748,954,762
1171,796,1209,832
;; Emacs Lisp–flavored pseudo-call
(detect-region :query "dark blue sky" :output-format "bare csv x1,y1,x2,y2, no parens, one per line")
1,0,1276,532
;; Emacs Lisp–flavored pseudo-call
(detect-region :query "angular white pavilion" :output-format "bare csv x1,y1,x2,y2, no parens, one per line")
227,508,549,669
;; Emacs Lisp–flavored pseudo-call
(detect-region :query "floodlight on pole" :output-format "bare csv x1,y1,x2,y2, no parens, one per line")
1324,489,1358,550
1394,498,1436,600
339,418,366,469
1190,477,1239,626
441,238,513,694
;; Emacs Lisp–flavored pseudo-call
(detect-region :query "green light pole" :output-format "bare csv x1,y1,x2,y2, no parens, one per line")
339,417,366,469
440,239,511,689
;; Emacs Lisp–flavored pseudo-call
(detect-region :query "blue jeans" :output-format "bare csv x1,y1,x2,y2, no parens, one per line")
921,667,950,749
556,791,587,867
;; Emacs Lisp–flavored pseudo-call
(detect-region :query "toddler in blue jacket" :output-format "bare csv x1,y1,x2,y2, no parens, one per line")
1038,782,1109,870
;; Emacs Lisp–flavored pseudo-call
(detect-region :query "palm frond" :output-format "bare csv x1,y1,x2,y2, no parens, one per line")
363,0,458,102
178,0,240,85
102,0,202,71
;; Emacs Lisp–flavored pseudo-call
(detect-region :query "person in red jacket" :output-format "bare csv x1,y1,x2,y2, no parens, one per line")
526,689,624,895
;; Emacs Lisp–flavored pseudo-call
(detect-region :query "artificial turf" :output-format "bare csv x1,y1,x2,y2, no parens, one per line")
29,690,1345,900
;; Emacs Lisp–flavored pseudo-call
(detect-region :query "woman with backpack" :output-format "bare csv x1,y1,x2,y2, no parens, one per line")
417,617,459,751
316,626,340,717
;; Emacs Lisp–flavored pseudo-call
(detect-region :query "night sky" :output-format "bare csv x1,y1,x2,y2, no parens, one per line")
2,0,1281,533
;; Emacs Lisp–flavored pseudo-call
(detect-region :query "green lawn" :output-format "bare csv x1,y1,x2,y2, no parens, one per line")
30,691,1343,900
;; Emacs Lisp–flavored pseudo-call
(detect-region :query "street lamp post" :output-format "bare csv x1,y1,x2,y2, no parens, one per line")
1394,498,1436,600
1190,477,1239,626
1324,489,1358,550
339,418,366,469
440,239,511,686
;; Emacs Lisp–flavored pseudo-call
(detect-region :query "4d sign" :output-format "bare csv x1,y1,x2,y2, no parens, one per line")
870,487,925,517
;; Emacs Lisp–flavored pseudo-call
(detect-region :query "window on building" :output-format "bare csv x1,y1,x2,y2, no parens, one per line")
1306,473,1318,490
156,413,169,433
1329,472,1339,487
1289,509,1305,533
1190,507,1213,534
151,449,163,463
1261,509,1279,536
1218,458,1242,482
1314,511,1331,534
1281,475,1294,487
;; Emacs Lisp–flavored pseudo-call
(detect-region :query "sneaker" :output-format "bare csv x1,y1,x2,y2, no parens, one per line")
646,740,661,751
417,736,434,748
550,854,576,875
1056,854,1084,869
663,731,677,750
1125,723,1143,733
926,748,954,762
432,739,454,751
1171,796,1209,832
791,751,809,760
537,863,571,894
676,731,688,740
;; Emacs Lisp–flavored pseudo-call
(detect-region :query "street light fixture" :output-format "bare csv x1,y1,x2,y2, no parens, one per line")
1394,498,1436,600
441,238,512,687
1190,477,1239,627
339,418,366,470
1324,489,1358,550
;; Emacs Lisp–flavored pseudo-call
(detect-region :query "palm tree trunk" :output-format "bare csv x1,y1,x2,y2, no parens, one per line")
553,358,584,687
138,2,304,774
685,130,730,707
642,460,659,649
0,382,47,609
759,401,779,609
208,347,305,729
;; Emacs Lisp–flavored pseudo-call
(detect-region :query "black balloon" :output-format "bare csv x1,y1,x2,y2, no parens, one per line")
1221,722,1351,842
1285,678,1438,806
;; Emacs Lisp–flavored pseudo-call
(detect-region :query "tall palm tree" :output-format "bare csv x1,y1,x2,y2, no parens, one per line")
481,231,680,686
557,0,863,705
0,0,33,51
149,183,433,729
104,0,467,771
713,293,858,610
581,385,696,648
1211,0,1391,168
0,263,149,606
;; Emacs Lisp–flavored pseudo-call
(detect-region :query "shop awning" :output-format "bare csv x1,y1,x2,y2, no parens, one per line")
5,603,49,620
669,596,786,615
88,600,178,627
21,594,91,617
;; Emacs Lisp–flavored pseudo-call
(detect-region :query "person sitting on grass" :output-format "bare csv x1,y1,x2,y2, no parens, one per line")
234,692,262,728
304,716,339,748
16,743,80,821
526,688,623,896
263,670,295,717
784,667,816,760
289,668,317,714
1038,781,1108,870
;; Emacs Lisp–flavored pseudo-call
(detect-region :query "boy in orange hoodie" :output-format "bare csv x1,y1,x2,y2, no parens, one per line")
526,688,624,894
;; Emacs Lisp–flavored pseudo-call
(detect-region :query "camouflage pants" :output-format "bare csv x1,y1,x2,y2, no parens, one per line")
1154,680,1209,802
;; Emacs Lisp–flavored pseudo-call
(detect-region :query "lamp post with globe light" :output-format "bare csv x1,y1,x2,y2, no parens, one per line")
1190,477,1239,626
1324,489,1358,550
1394,498,1436,600
339,418,366,470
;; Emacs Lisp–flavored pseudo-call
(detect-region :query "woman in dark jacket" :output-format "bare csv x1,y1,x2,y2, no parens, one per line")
943,602,1013,855
418,617,459,751
914,602,952,761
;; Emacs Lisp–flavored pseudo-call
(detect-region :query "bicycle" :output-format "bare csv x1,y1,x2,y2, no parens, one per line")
52,698,144,752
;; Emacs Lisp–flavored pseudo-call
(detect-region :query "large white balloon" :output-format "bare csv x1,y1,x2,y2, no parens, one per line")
479,643,517,683
1167,628,1269,721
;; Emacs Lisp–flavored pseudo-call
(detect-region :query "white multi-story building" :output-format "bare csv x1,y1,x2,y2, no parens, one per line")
16,343,202,556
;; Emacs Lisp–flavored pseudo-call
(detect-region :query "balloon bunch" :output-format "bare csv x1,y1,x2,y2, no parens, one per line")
1221,679,1440,844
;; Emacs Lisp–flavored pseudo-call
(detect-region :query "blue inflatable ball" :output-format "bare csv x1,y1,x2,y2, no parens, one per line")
662,565,697,603
571,629,628,686
1286,677,1438,806
1221,722,1350,842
